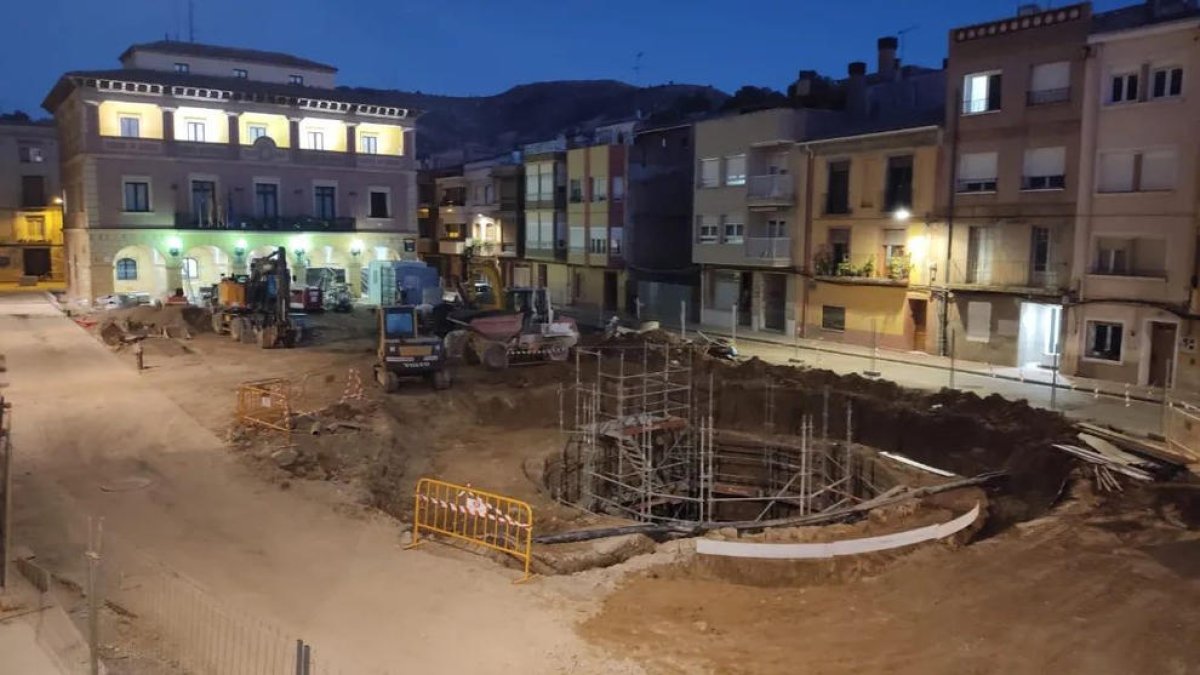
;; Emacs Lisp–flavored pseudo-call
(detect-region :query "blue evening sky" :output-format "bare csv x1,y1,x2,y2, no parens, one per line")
3,0,1131,116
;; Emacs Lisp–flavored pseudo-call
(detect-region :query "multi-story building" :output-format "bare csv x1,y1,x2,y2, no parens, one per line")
522,139,569,304
433,171,467,281
566,121,635,313
42,41,419,302
936,4,1090,368
1066,0,1200,388
805,124,941,350
464,154,523,281
628,122,699,325
0,118,64,285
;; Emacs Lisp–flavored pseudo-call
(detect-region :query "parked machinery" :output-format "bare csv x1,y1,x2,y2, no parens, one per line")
210,247,297,349
375,305,451,391
445,287,579,369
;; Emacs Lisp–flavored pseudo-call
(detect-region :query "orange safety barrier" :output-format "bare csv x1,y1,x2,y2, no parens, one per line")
235,378,292,438
408,478,534,582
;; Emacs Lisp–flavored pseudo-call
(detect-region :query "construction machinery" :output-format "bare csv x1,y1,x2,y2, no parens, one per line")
445,286,579,369
210,247,297,348
375,304,451,391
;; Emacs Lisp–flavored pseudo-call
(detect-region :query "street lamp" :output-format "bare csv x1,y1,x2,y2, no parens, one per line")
234,239,247,258
166,235,182,257
893,207,911,222
350,239,363,258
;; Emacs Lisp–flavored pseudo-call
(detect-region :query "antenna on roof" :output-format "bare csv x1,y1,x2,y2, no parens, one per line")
188,0,195,42
633,51,644,85
896,25,919,60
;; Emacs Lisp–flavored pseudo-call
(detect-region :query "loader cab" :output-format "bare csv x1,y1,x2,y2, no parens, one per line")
505,287,551,328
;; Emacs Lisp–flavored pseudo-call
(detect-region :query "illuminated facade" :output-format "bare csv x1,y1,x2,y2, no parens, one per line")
42,41,419,302
0,119,64,284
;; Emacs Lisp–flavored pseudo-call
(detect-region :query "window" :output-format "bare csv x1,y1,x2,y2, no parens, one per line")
1151,66,1183,99
23,215,45,241
360,134,378,154
17,145,44,163
254,183,278,219
766,219,787,238
966,227,994,284
569,178,583,202
1097,150,1176,192
724,154,746,186
233,68,248,79
829,227,851,264
722,216,744,244
191,180,216,225
369,190,390,218
1110,72,1139,103
305,130,325,151
1022,147,1066,190
589,235,608,254
1086,321,1123,362
289,74,304,85
484,184,494,204
957,152,998,193
610,227,623,255
174,62,189,74
123,181,150,212
612,176,625,200
247,124,268,142
698,215,719,244
699,158,720,188
314,186,336,219
825,160,850,214
966,301,992,343
962,71,1002,114
1031,226,1051,274
21,176,45,208
884,155,913,211
821,306,846,332
118,115,141,138
569,226,585,252
115,258,138,280
182,257,199,280
1095,237,1130,275
592,176,607,201
1093,236,1165,277
1028,61,1070,105
185,120,205,142
883,228,906,263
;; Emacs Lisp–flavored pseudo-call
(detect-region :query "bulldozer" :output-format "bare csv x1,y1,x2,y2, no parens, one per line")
210,247,297,348
374,304,450,391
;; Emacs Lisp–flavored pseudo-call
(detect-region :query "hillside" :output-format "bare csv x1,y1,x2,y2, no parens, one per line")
339,80,728,159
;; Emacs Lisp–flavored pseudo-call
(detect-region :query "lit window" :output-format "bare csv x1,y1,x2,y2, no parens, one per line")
591,176,607,202
360,134,378,154
182,257,199,280
962,71,1002,114
289,74,304,85
185,120,205,142
247,124,268,142
1151,66,1184,99
17,145,44,163
174,62,189,74
123,181,150,212
724,154,746,186
119,116,140,138
115,258,138,280
1085,321,1123,362
314,185,336,219
306,130,325,151
233,68,248,79
1110,72,1139,103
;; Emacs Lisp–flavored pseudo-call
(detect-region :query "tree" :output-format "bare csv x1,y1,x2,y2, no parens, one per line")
720,86,788,113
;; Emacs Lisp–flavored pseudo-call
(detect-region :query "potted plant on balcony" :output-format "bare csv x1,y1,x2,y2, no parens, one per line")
886,254,912,281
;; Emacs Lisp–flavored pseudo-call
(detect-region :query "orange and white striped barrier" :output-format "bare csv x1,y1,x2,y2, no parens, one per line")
407,477,534,582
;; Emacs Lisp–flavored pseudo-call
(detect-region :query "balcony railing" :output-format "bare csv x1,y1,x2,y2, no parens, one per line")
1087,265,1165,279
470,241,518,257
822,193,850,215
813,251,911,283
956,178,997,194
949,259,1068,289
747,175,794,203
176,213,356,232
744,237,791,265
1027,88,1070,106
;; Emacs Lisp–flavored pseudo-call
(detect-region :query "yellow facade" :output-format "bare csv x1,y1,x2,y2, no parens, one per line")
298,117,347,152
97,101,164,139
357,123,405,155
174,106,230,144
238,112,290,148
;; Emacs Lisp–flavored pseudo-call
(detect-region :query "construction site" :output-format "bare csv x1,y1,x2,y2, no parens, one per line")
2,287,1200,674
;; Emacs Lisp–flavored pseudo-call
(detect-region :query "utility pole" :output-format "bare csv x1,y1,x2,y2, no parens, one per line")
187,0,195,43
85,517,104,675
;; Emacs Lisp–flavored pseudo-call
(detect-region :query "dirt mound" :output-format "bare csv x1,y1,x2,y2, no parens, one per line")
94,305,213,339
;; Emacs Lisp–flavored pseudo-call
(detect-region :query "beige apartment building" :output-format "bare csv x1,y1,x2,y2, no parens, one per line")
0,119,64,285
937,4,1090,368
694,108,812,335
522,139,569,304
433,155,524,285
42,41,419,303
1067,2,1200,388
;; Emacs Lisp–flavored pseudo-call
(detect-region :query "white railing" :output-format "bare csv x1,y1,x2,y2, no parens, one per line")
745,237,791,263
747,175,794,201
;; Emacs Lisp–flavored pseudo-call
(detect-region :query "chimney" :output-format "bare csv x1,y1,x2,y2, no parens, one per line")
877,36,898,80
791,69,818,98
847,61,868,118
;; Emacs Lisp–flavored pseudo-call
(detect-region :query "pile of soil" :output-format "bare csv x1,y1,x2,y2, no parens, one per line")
93,305,213,343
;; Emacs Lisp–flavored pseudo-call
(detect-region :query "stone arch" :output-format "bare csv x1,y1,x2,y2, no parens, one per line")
182,244,232,299
111,244,167,299
370,246,402,262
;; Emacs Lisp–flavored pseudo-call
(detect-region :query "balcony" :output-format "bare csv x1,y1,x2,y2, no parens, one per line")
100,136,165,155
956,178,998,194
175,213,356,232
1027,88,1070,106
471,241,518,257
438,204,467,225
822,193,851,216
439,239,466,256
173,140,236,160
814,251,912,284
948,259,1068,291
746,175,794,207
525,239,565,261
744,237,791,266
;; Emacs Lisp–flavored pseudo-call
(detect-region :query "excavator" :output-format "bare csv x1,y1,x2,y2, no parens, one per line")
209,247,297,348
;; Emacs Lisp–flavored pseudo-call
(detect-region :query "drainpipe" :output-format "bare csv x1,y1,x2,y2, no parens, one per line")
799,143,815,338
940,86,961,357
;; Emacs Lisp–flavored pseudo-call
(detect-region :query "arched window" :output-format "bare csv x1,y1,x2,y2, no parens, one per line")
182,257,199,280
115,257,138,280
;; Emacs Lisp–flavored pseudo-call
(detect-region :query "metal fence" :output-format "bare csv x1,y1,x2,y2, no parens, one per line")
1164,393,1200,465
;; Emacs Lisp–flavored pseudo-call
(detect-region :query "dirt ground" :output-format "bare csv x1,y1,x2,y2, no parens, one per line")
19,301,1200,673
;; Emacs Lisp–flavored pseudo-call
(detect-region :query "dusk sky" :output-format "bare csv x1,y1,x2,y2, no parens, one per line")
4,0,1130,116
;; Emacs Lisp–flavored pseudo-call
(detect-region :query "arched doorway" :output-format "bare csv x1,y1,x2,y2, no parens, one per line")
111,244,167,300
182,245,232,300
306,244,351,289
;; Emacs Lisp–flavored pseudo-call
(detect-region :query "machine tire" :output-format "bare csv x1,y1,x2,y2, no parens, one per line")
211,312,225,334
383,370,399,393
229,317,244,342
481,342,509,370
432,369,451,390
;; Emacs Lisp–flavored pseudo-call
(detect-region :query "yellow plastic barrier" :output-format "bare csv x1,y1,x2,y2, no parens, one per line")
409,478,534,582
236,378,292,438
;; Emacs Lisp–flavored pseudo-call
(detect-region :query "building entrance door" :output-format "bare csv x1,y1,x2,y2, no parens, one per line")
1149,321,1177,387
909,298,927,351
